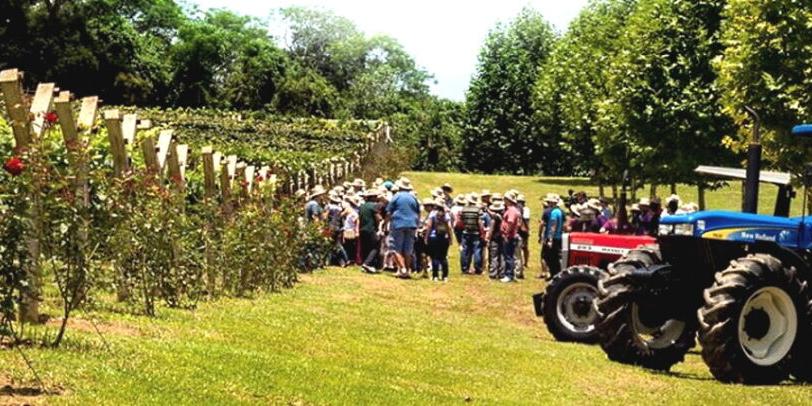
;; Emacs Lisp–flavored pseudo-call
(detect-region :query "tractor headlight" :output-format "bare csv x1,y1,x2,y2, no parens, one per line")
659,224,674,236
674,223,695,236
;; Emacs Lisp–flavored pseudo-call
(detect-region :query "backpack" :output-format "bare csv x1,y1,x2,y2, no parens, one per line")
461,206,480,234
434,214,449,239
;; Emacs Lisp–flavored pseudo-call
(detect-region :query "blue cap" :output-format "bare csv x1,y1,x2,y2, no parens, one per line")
383,180,394,190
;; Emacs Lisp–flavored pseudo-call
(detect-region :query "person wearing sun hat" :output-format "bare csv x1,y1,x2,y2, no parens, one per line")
459,193,485,275
359,188,384,273
305,185,327,222
414,197,437,276
440,183,455,208
326,191,348,265
499,191,522,283
478,190,493,274
540,193,565,279
385,177,420,278
351,178,366,193
486,200,506,279
425,197,454,282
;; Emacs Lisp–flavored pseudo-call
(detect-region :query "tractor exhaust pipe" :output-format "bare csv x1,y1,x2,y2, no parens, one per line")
743,106,762,214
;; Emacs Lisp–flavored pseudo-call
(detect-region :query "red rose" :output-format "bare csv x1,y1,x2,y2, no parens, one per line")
3,156,24,176
44,111,58,124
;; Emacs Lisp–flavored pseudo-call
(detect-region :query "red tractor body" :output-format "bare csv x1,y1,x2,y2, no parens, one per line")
562,232,657,271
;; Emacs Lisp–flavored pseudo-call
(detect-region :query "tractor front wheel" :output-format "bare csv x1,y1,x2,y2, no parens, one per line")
542,265,605,343
595,248,696,371
698,254,809,384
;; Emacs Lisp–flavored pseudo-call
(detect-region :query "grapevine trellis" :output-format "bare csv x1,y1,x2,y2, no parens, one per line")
0,67,390,337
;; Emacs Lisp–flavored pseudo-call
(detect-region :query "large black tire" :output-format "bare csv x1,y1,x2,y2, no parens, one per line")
595,248,696,371
542,266,605,343
698,254,810,384
791,289,812,381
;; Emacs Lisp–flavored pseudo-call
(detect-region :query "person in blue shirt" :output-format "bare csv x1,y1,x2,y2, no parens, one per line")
385,177,420,279
541,193,565,279
305,185,327,222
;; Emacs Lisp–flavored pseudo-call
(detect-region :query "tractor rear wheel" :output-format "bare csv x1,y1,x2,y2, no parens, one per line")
542,266,605,343
595,248,696,371
698,254,809,384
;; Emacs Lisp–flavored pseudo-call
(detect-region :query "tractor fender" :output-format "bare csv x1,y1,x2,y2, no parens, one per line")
751,240,812,282
627,263,673,291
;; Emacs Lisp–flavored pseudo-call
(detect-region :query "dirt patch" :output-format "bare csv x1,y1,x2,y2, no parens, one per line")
0,375,59,406
45,317,142,337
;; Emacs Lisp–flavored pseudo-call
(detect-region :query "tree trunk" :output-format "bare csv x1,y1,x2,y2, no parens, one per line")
598,180,605,198
670,183,677,195
650,183,658,198
698,184,706,211
630,178,637,201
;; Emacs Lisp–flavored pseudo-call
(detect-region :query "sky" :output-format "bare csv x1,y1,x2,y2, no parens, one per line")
190,1,589,101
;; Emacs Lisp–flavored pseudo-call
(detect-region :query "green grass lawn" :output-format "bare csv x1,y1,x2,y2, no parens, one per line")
1,172,811,405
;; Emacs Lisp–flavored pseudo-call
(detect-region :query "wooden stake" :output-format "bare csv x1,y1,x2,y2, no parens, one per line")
104,110,129,177
201,147,216,198
0,68,31,147
122,114,137,146
29,82,55,139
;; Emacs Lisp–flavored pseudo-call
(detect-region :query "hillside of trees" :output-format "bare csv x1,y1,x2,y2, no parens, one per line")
464,0,812,187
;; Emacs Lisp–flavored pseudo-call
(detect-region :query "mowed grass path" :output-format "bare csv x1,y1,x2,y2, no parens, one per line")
1,172,810,405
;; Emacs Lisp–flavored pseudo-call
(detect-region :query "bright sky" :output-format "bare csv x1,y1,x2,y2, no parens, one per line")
189,0,588,101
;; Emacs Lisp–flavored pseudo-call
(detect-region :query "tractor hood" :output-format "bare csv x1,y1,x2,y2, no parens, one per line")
661,211,806,248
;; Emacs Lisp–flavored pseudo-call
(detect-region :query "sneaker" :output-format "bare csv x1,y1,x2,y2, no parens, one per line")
432,277,439,282
442,277,448,283
500,276,514,283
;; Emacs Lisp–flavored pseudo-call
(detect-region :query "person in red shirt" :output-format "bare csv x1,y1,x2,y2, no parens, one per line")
500,192,522,283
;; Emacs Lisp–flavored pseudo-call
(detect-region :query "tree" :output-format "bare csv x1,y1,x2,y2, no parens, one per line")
600,0,736,188
462,8,557,174
716,0,812,175
534,0,638,179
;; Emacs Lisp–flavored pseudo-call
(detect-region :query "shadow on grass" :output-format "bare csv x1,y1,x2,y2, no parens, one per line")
533,178,595,187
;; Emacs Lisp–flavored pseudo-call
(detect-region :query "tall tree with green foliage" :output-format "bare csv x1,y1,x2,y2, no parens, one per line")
716,0,812,175
535,0,638,179
599,0,735,188
462,8,557,174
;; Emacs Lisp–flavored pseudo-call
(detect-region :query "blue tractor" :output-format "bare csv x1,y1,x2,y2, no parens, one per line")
594,123,812,384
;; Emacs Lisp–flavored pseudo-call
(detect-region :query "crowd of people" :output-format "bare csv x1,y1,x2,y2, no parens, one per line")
298,178,699,282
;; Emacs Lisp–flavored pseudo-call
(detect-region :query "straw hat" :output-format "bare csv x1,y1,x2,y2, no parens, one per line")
517,194,526,203
570,203,583,217
434,197,447,208
454,195,466,205
544,193,560,204
441,183,453,192
639,197,651,206
328,193,342,204
431,187,444,198
504,191,518,203
362,189,380,198
294,189,307,199
491,193,503,202
481,189,492,198
308,185,327,200
352,178,366,188
489,201,505,211
466,193,479,206
631,203,641,212
422,197,436,207
395,176,413,191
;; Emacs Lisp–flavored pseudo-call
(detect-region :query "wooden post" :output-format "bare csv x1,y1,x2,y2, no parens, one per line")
122,113,137,146
141,136,160,176
28,82,55,140
202,147,217,199
166,141,185,192
104,110,129,177
245,165,255,195
220,160,232,202
156,130,173,175
236,162,247,200
0,69,31,148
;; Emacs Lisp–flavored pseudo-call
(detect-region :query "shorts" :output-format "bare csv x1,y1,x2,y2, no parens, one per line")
391,227,416,254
